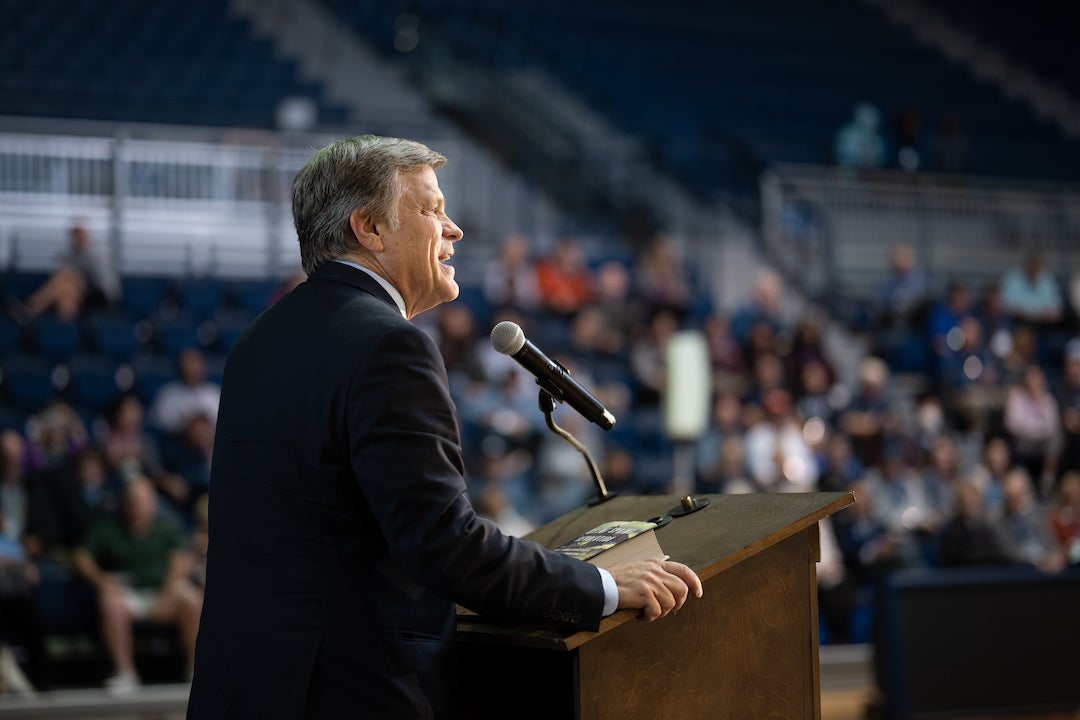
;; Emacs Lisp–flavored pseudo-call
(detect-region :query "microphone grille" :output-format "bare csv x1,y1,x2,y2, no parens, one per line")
490,321,525,355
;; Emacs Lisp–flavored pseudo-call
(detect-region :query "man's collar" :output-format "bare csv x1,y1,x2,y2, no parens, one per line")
330,260,408,319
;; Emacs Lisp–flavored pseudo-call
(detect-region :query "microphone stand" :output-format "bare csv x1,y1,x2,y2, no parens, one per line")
538,389,617,506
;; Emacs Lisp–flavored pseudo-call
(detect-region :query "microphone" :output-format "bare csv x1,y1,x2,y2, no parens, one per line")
490,321,616,430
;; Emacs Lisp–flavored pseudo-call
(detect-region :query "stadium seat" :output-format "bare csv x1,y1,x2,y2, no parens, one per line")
87,310,140,361
30,316,83,361
1,354,59,413
132,355,176,407
67,353,126,414
177,277,226,321
121,276,169,320
0,313,22,355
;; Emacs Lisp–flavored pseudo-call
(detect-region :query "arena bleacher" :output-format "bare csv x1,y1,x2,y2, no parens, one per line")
1,1,1079,718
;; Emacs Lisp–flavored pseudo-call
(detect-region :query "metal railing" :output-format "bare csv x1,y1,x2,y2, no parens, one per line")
0,117,566,281
761,164,1080,305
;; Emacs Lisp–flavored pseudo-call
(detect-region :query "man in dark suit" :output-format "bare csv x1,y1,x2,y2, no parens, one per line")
187,135,701,719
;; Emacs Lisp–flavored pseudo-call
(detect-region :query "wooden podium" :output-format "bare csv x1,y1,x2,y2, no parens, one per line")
455,491,854,719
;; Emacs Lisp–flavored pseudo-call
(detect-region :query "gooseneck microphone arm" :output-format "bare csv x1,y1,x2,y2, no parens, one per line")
537,390,617,506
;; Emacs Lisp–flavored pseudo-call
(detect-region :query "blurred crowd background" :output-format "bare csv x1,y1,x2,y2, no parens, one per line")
1,0,1079,715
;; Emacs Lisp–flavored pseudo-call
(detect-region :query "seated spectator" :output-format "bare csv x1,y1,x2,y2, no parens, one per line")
938,481,1012,567
839,357,895,468
974,281,1012,359
628,309,679,407
634,235,692,318
0,430,29,546
928,112,970,174
743,389,818,493
920,436,962,528
938,316,1002,433
1058,340,1080,477
24,223,120,321
149,348,221,436
928,282,973,360
994,468,1064,572
592,261,642,355
1004,364,1061,495
473,483,535,538
795,360,837,430
482,234,540,316
25,448,117,558
703,312,746,394
889,107,925,171
834,103,886,169
0,498,50,692
24,401,88,475
534,238,593,319
864,449,934,567
1048,472,1080,565
696,393,747,493
731,268,786,346
786,317,835,392
912,394,948,455
969,436,1014,519
833,479,906,579
999,323,1039,386
877,243,927,328
159,414,213,522
710,437,752,495
434,303,486,397
817,432,865,493
1001,250,1063,326
103,395,189,503
742,351,787,427
73,477,202,694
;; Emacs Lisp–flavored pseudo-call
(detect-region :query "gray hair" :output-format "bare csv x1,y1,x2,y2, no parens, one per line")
291,135,447,274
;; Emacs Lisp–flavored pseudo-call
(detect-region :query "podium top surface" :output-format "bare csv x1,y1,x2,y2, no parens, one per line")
457,491,854,650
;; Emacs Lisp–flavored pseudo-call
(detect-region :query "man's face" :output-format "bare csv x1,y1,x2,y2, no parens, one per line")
376,166,463,318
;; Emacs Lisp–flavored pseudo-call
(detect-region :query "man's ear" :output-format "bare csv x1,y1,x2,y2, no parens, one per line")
349,209,383,253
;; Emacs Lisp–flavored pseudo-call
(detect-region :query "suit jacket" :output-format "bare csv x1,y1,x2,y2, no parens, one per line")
187,263,604,720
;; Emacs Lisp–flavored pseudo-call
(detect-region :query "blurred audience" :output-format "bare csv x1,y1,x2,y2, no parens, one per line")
534,238,593,319
938,481,1011,567
835,103,886,169
24,223,120,322
149,348,220,436
73,478,202,695
1001,251,1063,326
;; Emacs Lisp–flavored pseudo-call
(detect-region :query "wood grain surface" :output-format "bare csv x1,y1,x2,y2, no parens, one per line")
457,492,854,651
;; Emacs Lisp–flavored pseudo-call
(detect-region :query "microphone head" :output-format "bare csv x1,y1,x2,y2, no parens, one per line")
490,321,525,355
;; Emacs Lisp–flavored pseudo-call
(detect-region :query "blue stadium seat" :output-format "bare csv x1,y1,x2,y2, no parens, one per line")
87,309,140,361
0,313,22,355
177,277,225,321
30,316,83,361
230,279,277,317
214,311,252,354
67,353,125,414
154,314,208,357
122,276,169,320
1,354,59,413
132,355,176,407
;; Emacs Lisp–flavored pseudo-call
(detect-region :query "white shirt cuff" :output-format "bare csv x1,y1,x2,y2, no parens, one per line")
598,567,619,617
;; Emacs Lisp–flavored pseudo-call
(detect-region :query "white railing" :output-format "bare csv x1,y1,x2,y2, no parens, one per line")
761,164,1080,302
0,119,564,280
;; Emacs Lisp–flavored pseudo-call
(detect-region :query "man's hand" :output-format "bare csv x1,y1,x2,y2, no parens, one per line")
610,559,703,621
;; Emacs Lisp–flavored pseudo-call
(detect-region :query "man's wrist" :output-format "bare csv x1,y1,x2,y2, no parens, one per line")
597,567,618,616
